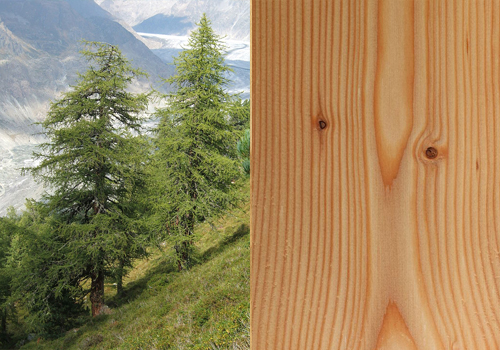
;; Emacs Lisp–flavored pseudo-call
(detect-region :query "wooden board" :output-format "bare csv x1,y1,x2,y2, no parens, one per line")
250,0,500,349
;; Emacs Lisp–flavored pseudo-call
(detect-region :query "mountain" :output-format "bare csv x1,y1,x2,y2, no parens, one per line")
94,0,250,98
0,0,250,216
133,14,193,36
95,0,250,41
0,0,174,215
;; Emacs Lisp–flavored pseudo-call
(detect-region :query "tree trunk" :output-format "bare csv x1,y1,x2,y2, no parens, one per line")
1,307,6,334
176,243,190,272
175,213,195,272
181,219,195,271
116,259,124,297
181,240,190,269
176,241,192,272
90,270,105,317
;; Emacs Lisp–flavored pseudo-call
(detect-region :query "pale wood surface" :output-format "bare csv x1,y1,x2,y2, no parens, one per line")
250,0,500,349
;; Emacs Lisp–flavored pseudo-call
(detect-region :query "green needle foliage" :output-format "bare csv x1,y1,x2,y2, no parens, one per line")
228,98,250,136
150,14,243,270
237,129,250,176
23,41,150,318
8,201,87,338
0,209,17,343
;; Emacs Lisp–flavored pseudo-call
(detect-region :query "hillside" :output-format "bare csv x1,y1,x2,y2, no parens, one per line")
0,0,175,215
0,0,171,120
16,192,250,350
0,0,250,217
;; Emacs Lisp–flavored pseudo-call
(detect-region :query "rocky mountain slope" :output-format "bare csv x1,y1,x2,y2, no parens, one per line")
0,0,250,216
95,0,250,40
95,0,250,97
0,0,174,215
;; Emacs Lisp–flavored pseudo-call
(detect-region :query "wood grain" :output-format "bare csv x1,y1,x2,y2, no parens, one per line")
250,0,500,349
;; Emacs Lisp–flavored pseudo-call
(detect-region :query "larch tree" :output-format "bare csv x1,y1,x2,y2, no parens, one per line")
228,97,250,135
0,209,16,339
151,14,243,270
237,129,250,176
25,41,149,316
8,201,87,336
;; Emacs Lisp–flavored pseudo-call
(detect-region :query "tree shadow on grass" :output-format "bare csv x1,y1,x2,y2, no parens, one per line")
107,223,249,309
106,257,178,309
200,223,249,262
34,223,250,348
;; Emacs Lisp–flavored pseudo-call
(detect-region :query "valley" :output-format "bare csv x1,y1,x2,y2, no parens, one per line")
0,0,250,215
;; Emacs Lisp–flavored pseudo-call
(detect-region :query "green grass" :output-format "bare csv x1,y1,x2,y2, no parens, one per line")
20,193,250,350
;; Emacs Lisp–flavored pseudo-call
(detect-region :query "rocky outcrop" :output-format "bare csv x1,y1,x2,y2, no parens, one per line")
0,21,35,58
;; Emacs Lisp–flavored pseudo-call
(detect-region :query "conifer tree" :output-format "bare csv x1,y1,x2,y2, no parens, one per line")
25,41,149,316
0,210,16,339
152,14,243,270
228,98,250,135
8,201,86,336
237,129,250,175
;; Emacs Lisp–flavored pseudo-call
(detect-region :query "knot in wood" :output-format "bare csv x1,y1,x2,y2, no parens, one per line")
425,147,438,159
319,120,327,129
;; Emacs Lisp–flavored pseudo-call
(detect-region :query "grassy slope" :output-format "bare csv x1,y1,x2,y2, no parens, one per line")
21,190,250,350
